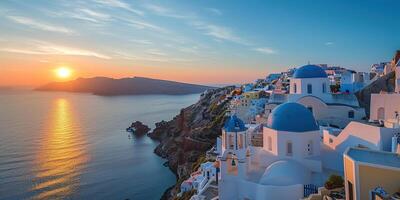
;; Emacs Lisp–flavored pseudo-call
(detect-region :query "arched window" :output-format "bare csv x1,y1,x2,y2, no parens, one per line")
222,132,226,149
228,134,234,150
377,107,385,120
307,84,312,94
238,134,244,149
268,136,272,151
348,111,355,119
322,83,326,93
307,140,313,155
286,141,293,156
293,83,297,93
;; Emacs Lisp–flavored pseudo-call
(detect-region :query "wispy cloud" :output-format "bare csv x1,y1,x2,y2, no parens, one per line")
78,8,112,21
53,9,112,24
114,51,190,62
130,39,153,45
144,4,190,19
145,49,167,56
191,21,249,45
126,19,167,32
7,16,74,34
92,0,144,16
254,47,277,54
0,40,110,59
325,42,334,46
206,8,222,16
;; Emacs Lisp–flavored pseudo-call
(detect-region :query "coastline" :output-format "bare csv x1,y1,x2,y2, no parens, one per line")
148,86,234,199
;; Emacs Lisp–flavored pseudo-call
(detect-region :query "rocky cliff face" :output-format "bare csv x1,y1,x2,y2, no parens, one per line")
355,71,395,115
148,86,235,199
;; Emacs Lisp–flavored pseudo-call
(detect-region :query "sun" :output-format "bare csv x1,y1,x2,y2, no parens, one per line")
55,67,72,79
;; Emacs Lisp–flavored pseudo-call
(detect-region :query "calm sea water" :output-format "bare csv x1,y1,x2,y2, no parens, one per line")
0,89,200,200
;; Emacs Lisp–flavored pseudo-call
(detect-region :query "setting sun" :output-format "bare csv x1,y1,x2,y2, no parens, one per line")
56,67,72,79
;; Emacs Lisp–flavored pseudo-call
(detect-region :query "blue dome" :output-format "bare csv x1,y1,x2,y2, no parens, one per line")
224,115,247,132
293,65,327,78
267,103,318,132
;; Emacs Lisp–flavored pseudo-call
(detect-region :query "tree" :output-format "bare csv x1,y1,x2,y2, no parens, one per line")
324,174,344,189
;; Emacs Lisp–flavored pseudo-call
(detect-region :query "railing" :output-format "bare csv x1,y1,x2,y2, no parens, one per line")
304,184,318,197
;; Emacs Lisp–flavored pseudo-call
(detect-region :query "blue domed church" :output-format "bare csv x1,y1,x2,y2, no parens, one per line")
266,64,366,128
219,102,327,200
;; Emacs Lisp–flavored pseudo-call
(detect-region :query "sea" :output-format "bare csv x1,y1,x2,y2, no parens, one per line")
0,89,200,200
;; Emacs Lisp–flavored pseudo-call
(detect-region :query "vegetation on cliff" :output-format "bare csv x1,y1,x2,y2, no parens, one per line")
148,86,235,199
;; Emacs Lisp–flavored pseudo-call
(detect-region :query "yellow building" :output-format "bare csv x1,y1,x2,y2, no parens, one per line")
343,147,400,200
242,91,260,99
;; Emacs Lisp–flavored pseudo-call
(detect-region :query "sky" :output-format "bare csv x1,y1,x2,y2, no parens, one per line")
0,0,399,87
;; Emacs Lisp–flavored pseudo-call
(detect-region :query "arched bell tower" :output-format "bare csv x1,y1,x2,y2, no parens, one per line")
220,115,248,179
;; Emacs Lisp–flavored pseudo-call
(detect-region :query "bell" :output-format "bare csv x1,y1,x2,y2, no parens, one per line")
231,158,236,166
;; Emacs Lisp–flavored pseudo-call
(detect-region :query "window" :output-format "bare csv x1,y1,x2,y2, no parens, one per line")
322,83,326,93
348,111,354,119
377,107,385,120
307,107,313,114
307,84,312,94
228,134,234,149
293,83,297,93
307,140,313,155
286,141,293,156
268,136,272,151
238,135,244,149
222,133,226,148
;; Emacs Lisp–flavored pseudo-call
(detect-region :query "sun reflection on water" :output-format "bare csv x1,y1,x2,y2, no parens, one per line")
31,98,88,199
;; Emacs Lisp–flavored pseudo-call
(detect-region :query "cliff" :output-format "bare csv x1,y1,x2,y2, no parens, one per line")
355,71,395,116
148,86,235,199
36,77,214,96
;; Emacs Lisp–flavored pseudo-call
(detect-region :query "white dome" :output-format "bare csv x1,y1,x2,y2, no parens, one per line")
259,160,311,186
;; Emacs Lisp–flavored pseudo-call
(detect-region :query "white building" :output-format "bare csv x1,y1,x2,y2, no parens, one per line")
340,71,375,93
267,64,366,128
219,104,329,200
370,58,400,128
218,102,399,200
180,162,218,194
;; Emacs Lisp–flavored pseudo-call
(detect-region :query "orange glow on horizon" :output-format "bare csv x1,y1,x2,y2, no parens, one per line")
55,67,72,79
0,58,267,87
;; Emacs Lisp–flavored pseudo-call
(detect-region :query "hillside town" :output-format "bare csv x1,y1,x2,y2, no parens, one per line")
177,51,400,200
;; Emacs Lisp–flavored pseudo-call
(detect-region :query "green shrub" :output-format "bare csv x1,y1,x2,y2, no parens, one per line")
324,174,344,189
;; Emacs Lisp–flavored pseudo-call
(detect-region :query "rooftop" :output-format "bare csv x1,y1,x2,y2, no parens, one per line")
224,115,248,132
266,102,319,132
345,147,400,169
293,65,328,79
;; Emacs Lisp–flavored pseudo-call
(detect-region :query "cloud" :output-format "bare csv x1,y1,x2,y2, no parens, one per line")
126,19,167,32
191,21,249,45
92,0,144,16
325,42,334,46
145,49,167,56
254,47,277,54
114,51,190,62
0,41,111,59
144,4,190,19
78,8,111,21
7,16,74,34
130,39,152,45
206,8,222,15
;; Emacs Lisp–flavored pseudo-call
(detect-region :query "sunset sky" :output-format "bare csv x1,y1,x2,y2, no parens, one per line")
0,0,399,87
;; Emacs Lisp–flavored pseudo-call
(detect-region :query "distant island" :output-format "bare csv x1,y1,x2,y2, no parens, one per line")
35,77,215,96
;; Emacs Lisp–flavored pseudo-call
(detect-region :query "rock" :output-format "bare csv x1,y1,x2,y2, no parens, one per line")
355,71,395,116
148,86,235,199
129,121,150,136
